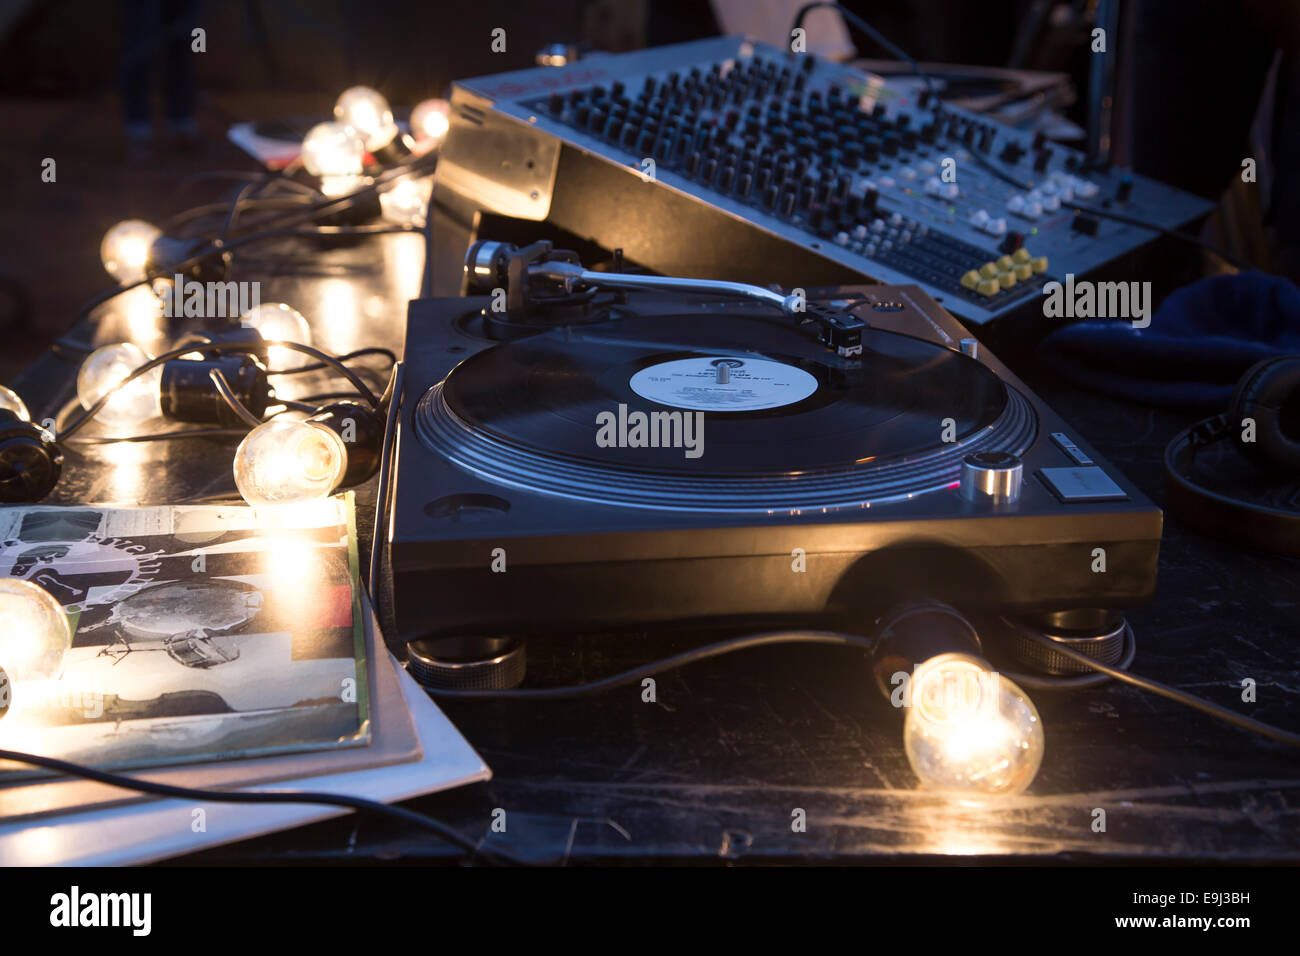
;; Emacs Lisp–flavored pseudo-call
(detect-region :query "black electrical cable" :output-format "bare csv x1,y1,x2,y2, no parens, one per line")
61,225,417,337
0,748,522,865
57,340,380,441
65,427,251,446
1015,628,1300,748
999,620,1138,691
267,347,398,376
368,362,403,602
792,2,937,98
423,631,878,700
208,368,265,428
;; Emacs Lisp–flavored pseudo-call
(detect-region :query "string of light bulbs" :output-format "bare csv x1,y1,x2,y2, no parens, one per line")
3,84,446,511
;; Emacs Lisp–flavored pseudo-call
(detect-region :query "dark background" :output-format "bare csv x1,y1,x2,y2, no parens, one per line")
3,0,1296,383
2,0,1289,369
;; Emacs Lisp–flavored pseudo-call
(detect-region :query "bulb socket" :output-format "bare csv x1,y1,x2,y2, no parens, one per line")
0,410,63,503
371,132,414,165
148,235,232,284
309,401,384,487
317,192,384,229
870,601,983,701
160,355,271,426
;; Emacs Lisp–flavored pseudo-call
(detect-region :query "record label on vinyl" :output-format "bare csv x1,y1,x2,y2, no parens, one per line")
628,357,820,412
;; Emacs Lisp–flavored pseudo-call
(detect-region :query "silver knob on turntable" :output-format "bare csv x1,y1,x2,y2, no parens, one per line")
960,451,1023,503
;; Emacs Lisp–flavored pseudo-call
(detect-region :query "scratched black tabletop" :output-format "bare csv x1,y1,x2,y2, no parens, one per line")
15,228,1300,865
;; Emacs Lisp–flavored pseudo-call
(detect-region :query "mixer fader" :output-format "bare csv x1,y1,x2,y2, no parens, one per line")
435,36,1214,325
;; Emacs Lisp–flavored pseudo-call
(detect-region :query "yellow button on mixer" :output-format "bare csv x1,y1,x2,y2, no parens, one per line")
979,262,998,279
1011,247,1032,264
1014,262,1033,280
961,270,981,290
1031,256,1048,274
977,278,999,297
996,255,1014,272
999,271,1016,289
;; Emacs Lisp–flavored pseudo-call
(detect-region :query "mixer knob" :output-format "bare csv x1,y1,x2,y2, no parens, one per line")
998,141,1025,164
882,133,900,156
842,142,862,168
919,121,937,144
1033,147,1053,173
902,129,918,150
863,137,881,162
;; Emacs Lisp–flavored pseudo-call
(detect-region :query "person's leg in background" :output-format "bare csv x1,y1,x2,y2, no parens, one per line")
161,0,201,147
119,0,163,145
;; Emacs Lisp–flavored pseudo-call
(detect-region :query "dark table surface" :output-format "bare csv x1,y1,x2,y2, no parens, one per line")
14,225,1300,865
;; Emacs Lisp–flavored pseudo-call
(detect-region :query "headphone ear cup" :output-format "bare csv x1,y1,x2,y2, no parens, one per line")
1229,355,1300,472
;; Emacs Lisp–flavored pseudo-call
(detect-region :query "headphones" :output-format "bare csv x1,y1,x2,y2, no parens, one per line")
1164,354,1300,555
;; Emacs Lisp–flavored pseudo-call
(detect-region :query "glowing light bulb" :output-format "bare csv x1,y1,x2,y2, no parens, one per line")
301,121,366,194
409,98,450,151
904,653,1044,796
379,177,430,226
0,578,71,683
233,419,348,508
241,302,313,370
100,220,162,284
76,342,162,428
0,385,30,421
334,86,399,152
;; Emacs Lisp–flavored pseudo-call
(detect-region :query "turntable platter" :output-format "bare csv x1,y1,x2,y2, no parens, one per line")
417,313,1037,512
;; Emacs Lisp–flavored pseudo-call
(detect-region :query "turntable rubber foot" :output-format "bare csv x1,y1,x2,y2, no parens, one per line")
406,635,527,690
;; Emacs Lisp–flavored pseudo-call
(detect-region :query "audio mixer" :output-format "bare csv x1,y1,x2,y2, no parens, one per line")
432,35,1215,325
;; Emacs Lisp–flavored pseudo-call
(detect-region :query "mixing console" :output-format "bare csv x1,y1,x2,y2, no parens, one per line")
434,36,1214,325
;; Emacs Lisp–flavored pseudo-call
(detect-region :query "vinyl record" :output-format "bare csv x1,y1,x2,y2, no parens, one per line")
416,313,1037,512
438,313,1008,473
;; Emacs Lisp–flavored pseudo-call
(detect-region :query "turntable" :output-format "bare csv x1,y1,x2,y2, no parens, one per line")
388,240,1160,644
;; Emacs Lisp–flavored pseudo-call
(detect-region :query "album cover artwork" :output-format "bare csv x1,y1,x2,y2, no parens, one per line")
0,495,370,778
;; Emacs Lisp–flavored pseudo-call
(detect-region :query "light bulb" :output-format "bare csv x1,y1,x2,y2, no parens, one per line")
0,578,71,682
0,385,30,422
241,302,313,370
409,98,450,150
379,178,430,227
100,219,162,284
76,342,162,428
904,652,1044,796
334,86,398,152
301,121,366,194
233,419,348,508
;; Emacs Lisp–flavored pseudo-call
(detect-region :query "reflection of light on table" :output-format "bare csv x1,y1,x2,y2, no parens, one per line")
98,438,150,504
915,798,1019,856
381,231,426,303
314,278,361,356
123,286,165,350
